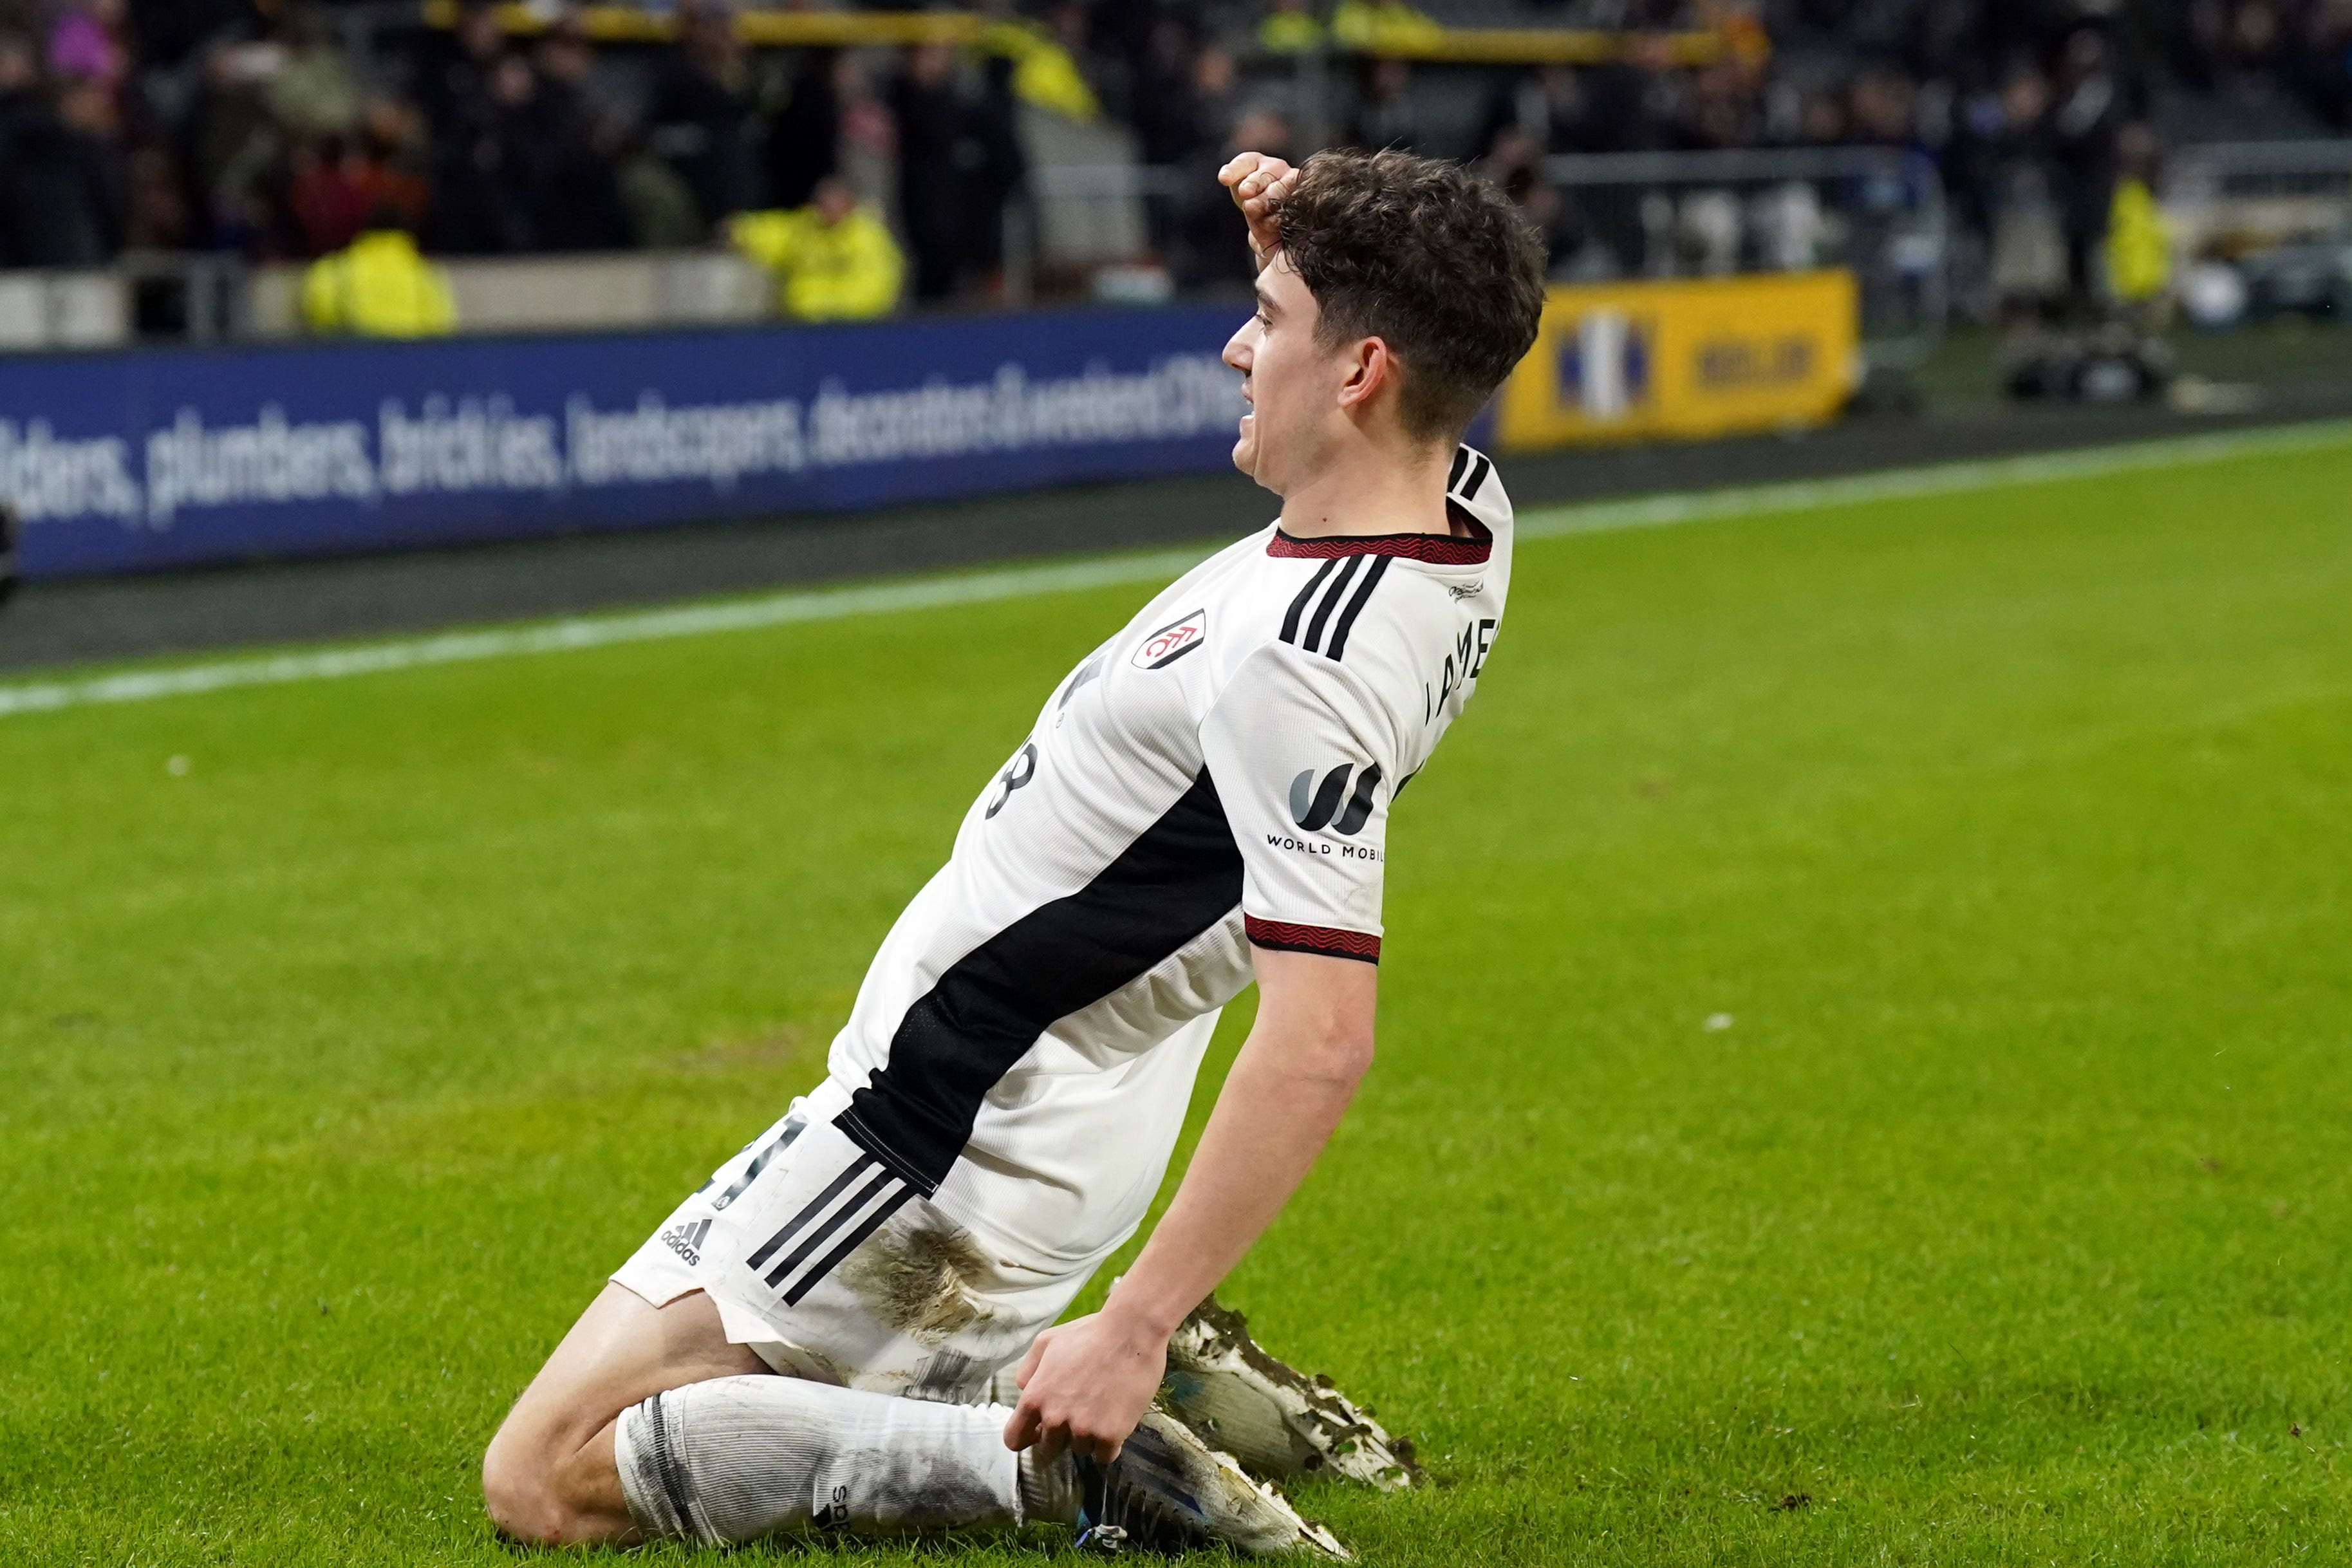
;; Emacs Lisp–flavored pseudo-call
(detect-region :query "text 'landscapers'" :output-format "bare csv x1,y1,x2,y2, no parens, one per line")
0,355,1244,528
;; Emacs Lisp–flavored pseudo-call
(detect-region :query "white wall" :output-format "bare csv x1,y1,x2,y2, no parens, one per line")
247,250,774,339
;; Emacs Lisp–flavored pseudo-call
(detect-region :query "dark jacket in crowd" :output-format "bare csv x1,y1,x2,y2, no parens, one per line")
532,71,628,252
646,45,756,230
763,49,839,214
0,87,127,267
891,52,1022,301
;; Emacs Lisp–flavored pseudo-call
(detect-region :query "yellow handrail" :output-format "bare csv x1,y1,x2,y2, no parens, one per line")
415,4,1763,68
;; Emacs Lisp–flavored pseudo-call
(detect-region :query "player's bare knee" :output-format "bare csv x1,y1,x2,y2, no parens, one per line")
481,1415,599,1545
480,1424,546,1540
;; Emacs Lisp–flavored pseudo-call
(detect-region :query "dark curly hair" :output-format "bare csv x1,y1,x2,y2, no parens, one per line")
1266,148,1547,443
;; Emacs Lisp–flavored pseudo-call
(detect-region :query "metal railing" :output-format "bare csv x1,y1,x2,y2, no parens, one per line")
2164,139,2352,255
1003,164,1190,309
1538,145,1948,366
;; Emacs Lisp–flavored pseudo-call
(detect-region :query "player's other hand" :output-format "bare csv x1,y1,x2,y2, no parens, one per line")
1002,1309,1168,1464
1218,151,1298,267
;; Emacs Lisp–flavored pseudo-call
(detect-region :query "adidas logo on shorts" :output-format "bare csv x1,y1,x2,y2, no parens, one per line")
660,1217,711,1267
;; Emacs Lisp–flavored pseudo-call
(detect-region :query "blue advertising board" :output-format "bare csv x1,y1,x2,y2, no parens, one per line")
0,304,1252,579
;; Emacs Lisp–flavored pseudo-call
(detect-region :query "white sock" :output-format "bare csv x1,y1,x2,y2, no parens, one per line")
613,1376,1078,1544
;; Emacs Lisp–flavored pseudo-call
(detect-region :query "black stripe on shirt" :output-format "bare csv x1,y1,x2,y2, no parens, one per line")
1456,452,1492,502
1279,557,1338,644
1299,554,1363,653
835,768,1245,1192
1323,554,1391,661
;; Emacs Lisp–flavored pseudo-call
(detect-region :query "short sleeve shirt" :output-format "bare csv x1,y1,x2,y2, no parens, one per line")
820,445,1514,1262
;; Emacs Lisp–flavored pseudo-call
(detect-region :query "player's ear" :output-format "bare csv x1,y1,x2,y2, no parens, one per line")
1334,336,1392,413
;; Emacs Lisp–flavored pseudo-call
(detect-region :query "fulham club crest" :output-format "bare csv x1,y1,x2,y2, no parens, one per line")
1133,608,1207,669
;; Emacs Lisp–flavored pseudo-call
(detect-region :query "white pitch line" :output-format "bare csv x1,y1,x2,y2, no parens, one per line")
4,417,2349,723
0,549,1217,720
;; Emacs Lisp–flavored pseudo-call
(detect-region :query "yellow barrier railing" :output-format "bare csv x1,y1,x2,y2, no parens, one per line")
416,4,1759,68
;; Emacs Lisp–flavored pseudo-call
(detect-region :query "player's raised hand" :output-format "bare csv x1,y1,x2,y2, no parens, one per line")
1218,151,1298,266
1001,1309,1169,1464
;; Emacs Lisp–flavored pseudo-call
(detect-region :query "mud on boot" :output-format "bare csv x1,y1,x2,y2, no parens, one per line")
1073,1410,1350,1558
1160,1295,1423,1492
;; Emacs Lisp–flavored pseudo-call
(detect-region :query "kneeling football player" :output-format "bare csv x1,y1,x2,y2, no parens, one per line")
482,146,1545,1555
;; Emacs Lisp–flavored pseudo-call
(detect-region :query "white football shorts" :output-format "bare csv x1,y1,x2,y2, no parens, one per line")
611,1078,1117,1402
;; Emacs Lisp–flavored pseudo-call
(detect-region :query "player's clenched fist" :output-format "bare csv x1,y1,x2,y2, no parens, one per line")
1219,150,1299,266
1002,1309,1170,1464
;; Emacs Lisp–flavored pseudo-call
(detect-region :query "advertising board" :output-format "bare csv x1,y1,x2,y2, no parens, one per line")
0,305,1249,579
1495,270,1858,450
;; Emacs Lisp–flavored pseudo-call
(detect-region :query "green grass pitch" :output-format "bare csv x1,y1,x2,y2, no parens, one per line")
5,436,2350,1565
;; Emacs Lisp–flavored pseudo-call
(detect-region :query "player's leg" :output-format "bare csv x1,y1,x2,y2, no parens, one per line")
483,1281,1065,1547
485,1085,1343,1553
481,1282,765,1544
484,1097,1064,1548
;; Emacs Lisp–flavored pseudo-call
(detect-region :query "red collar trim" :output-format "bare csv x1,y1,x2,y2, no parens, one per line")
1266,524,1491,565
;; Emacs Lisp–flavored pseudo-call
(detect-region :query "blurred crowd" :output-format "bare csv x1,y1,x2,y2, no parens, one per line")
0,0,2346,317
0,0,1035,300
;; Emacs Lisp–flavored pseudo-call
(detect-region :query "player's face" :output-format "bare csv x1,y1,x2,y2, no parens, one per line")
1222,257,1337,494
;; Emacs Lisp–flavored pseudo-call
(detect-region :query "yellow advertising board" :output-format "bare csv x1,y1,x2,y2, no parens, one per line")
1494,270,1858,450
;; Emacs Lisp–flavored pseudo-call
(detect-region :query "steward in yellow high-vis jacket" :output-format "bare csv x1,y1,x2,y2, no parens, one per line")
2104,176,2170,308
728,179,904,323
301,221,457,338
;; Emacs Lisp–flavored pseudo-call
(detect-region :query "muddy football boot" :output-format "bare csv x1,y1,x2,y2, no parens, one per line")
1073,1409,1350,1557
1161,1296,1423,1491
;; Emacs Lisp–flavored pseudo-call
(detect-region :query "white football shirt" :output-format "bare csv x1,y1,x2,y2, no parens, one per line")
816,445,1514,1273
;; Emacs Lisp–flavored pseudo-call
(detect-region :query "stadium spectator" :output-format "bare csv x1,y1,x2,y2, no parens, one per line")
0,33,127,267
728,174,904,321
1475,122,1582,278
1983,64,2069,318
1478,64,1596,158
1126,32,1234,261
427,48,554,254
189,35,286,254
285,131,371,257
418,0,503,146
613,121,707,250
890,42,962,301
0,0,2341,322
891,41,1023,303
2049,28,2129,317
1130,33,1235,175
47,0,128,98
830,49,897,221
263,6,359,142
2299,0,2352,127
529,17,628,250
1172,104,1290,290
300,205,456,337
286,100,428,259
645,0,757,232
2104,121,2169,313
1349,57,1423,153
762,46,840,214
962,53,1026,296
